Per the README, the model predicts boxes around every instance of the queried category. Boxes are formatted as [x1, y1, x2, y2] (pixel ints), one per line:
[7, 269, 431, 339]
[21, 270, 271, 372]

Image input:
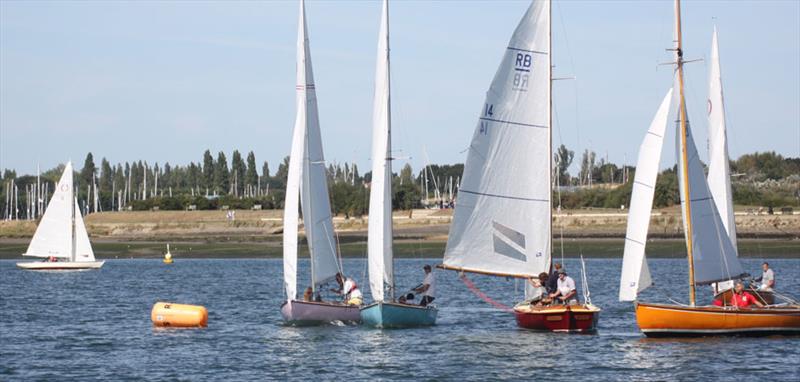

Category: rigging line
[459, 273, 514, 313]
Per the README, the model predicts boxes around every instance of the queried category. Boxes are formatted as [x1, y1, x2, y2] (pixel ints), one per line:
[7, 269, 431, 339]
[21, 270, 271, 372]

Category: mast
[548, 0, 553, 270]
[673, 0, 696, 306]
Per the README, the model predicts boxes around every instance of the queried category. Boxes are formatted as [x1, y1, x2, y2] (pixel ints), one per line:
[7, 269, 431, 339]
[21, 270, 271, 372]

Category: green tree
[202, 150, 214, 189]
[214, 151, 229, 193]
[555, 144, 574, 186]
[246, 151, 258, 189]
[80, 152, 96, 189]
[231, 150, 246, 195]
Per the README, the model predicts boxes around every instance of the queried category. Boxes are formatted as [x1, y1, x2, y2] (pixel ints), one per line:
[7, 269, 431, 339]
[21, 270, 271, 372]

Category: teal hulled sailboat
[359, 0, 438, 329]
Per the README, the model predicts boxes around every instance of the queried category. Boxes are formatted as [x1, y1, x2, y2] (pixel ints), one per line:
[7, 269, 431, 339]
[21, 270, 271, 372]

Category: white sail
[73, 199, 96, 261]
[675, 100, 747, 285]
[283, 0, 310, 302]
[443, 0, 551, 278]
[298, 0, 340, 288]
[707, 25, 738, 259]
[367, 0, 393, 302]
[24, 162, 75, 259]
[619, 89, 672, 301]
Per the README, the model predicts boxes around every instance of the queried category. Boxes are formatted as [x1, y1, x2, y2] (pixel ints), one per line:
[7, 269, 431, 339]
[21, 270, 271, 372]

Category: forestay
[619, 89, 672, 301]
[24, 162, 75, 259]
[675, 93, 747, 285]
[367, 0, 394, 302]
[443, 0, 551, 278]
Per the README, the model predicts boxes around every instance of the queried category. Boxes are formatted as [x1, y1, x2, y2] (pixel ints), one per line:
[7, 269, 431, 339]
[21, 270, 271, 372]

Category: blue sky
[1, 0, 798, 176]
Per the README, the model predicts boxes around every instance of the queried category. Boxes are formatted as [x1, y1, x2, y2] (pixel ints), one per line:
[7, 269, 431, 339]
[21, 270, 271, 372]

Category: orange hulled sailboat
[619, 0, 800, 337]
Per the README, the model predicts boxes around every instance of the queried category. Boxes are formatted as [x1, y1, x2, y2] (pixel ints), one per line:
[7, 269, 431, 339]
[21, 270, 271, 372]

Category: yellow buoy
[163, 244, 173, 264]
[151, 302, 208, 327]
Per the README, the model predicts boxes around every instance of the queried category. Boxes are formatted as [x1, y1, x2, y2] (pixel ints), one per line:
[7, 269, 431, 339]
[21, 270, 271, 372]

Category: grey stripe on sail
[625, 237, 646, 246]
[479, 117, 547, 129]
[507, 46, 548, 55]
[459, 189, 548, 203]
[634, 181, 654, 189]
[492, 221, 526, 249]
[493, 234, 527, 262]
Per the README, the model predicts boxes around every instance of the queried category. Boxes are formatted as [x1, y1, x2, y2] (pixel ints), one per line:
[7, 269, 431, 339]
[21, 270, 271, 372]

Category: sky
[1, 0, 798, 177]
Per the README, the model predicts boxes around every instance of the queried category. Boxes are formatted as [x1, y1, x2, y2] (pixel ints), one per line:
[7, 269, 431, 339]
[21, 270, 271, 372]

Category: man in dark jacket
[546, 263, 562, 294]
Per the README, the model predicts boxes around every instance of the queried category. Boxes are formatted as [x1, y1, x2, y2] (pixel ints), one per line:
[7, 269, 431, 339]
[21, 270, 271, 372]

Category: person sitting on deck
[398, 293, 415, 305]
[755, 262, 775, 291]
[730, 282, 764, 308]
[526, 272, 553, 306]
[303, 287, 314, 302]
[332, 273, 363, 306]
[546, 263, 562, 294]
[549, 269, 578, 305]
[413, 265, 436, 306]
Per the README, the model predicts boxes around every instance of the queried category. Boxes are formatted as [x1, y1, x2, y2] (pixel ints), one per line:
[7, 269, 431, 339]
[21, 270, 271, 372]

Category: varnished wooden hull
[513, 304, 600, 333]
[635, 301, 800, 337]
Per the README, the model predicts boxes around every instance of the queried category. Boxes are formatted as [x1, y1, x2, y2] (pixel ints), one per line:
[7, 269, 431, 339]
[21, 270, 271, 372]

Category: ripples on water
[1, 258, 798, 381]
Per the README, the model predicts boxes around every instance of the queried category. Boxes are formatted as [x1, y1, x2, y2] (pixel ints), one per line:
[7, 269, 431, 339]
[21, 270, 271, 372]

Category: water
[1, 257, 798, 381]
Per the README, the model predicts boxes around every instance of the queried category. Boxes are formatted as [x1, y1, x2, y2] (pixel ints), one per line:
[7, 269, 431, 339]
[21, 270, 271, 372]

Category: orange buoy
[151, 302, 208, 328]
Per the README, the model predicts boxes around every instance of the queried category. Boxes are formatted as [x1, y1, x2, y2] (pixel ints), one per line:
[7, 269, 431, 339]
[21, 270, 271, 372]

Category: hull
[636, 301, 800, 337]
[513, 303, 600, 333]
[16, 261, 105, 270]
[359, 301, 438, 329]
[280, 300, 361, 326]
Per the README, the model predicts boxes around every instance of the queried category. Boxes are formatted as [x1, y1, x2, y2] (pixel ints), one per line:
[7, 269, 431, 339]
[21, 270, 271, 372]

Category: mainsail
[23, 162, 75, 259]
[619, 89, 672, 302]
[707, 26, 738, 254]
[283, 0, 339, 301]
[367, 0, 394, 302]
[443, 0, 551, 278]
[675, 90, 747, 286]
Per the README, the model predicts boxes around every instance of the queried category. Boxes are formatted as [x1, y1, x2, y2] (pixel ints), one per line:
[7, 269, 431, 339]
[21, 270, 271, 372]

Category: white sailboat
[17, 161, 104, 270]
[280, 0, 360, 325]
[439, 0, 599, 332]
[620, 0, 800, 337]
[360, 0, 438, 328]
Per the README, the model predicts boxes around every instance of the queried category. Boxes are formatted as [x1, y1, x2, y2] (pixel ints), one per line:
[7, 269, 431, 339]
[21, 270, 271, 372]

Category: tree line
[1, 148, 798, 220]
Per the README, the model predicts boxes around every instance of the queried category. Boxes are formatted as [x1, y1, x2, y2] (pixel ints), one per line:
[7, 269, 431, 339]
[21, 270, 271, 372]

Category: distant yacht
[17, 161, 104, 270]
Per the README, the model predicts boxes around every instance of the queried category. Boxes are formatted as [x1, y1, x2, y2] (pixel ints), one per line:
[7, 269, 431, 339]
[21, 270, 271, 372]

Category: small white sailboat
[17, 161, 104, 270]
[281, 0, 360, 325]
[439, 0, 599, 332]
[360, 0, 438, 328]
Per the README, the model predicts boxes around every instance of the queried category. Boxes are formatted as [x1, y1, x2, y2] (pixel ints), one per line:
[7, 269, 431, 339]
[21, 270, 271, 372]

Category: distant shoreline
[1, 237, 797, 260]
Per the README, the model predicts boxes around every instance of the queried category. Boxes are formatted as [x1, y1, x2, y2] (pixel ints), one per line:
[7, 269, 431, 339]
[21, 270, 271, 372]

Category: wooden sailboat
[439, 0, 599, 333]
[17, 161, 104, 270]
[359, 0, 438, 329]
[280, 0, 360, 325]
[620, 0, 800, 337]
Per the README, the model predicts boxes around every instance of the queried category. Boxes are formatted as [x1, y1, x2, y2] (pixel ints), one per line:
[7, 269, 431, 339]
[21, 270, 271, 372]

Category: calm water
[1, 257, 798, 381]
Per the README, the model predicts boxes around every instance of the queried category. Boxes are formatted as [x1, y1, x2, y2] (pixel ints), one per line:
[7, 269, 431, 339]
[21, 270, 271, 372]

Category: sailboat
[439, 0, 599, 333]
[620, 0, 800, 337]
[280, 0, 360, 325]
[17, 161, 104, 270]
[359, 0, 438, 329]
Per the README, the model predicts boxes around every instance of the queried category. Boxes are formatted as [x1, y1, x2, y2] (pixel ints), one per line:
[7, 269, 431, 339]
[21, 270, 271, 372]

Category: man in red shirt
[730, 282, 765, 308]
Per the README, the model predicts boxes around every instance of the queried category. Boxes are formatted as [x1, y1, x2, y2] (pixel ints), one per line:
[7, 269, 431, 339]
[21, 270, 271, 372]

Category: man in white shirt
[413, 265, 436, 306]
[549, 269, 577, 304]
[757, 262, 775, 291]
